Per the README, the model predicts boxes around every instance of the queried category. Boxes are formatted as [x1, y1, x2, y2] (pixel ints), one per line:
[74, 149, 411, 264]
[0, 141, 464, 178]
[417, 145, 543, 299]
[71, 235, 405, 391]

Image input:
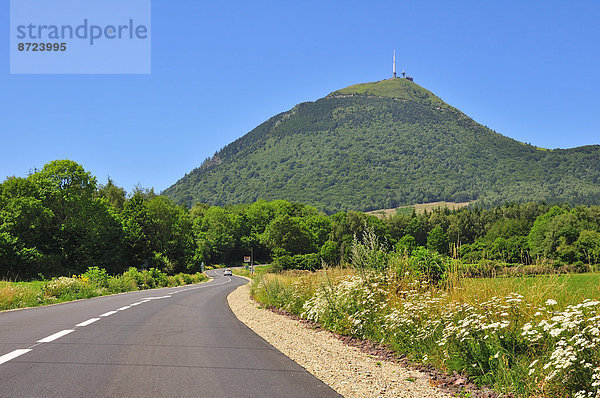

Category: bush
[272, 253, 322, 271]
[408, 246, 448, 283]
[350, 228, 388, 270]
[106, 274, 138, 292]
[81, 266, 110, 288]
[44, 276, 98, 299]
[122, 267, 143, 287]
[150, 252, 175, 274]
[178, 273, 193, 284]
[395, 235, 416, 256]
[137, 268, 169, 289]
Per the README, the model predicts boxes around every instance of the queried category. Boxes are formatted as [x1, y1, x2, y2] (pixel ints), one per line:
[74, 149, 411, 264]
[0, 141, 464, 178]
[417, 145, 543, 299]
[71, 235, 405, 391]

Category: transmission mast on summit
[393, 50, 397, 78]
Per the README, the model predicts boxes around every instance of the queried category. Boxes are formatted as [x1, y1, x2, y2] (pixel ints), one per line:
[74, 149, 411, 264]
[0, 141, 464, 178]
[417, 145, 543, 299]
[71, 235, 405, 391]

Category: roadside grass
[0, 280, 45, 310]
[233, 264, 273, 279]
[0, 267, 208, 312]
[249, 267, 600, 397]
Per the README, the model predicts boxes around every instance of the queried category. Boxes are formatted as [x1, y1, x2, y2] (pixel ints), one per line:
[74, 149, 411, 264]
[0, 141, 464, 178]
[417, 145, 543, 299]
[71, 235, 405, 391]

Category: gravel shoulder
[227, 280, 450, 398]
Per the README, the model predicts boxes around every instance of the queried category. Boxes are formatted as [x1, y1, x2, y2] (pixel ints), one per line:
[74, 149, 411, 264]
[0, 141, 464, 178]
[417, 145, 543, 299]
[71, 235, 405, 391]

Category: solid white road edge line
[37, 329, 74, 343]
[0, 349, 32, 365]
[100, 310, 118, 317]
[117, 306, 131, 311]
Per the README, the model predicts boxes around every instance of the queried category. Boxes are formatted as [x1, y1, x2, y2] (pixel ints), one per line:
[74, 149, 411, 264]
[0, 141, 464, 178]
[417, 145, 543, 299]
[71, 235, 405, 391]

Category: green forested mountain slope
[164, 78, 600, 213]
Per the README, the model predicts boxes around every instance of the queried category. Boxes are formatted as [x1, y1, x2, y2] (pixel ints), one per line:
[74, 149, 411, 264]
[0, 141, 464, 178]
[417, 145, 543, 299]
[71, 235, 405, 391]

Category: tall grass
[249, 240, 600, 397]
[0, 267, 208, 311]
[232, 264, 273, 279]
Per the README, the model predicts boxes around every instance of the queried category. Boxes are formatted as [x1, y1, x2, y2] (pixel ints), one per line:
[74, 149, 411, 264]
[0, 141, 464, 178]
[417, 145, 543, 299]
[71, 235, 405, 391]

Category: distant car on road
[223, 268, 232, 276]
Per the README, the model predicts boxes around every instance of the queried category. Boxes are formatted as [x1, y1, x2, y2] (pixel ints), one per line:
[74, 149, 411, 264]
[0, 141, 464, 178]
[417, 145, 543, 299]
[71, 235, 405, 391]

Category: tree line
[2, 160, 599, 280]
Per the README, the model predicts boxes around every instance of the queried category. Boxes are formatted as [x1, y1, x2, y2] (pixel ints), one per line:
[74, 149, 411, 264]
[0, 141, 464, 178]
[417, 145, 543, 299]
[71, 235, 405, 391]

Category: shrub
[44, 276, 97, 299]
[408, 246, 448, 283]
[81, 266, 110, 288]
[350, 228, 388, 271]
[122, 267, 143, 287]
[272, 253, 322, 271]
[179, 273, 193, 284]
[151, 252, 175, 274]
[106, 274, 138, 292]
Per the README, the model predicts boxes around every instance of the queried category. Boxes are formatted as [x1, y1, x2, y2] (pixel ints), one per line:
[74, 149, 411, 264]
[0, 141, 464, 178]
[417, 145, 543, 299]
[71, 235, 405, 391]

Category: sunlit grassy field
[461, 273, 600, 308]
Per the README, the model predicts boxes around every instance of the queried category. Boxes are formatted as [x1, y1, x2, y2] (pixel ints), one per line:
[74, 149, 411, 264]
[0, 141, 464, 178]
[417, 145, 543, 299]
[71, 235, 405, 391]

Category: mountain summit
[164, 79, 600, 213]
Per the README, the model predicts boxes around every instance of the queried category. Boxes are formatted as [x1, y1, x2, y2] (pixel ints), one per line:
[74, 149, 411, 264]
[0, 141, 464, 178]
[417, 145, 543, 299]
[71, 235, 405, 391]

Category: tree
[27, 160, 129, 275]
[484, 218, 530, 241]
[427, 225, 449, 254]
[144, 196, 195, 272]
[96, 177, 126, 211]
[122, 193, 195, 272]
[304, 214, 332, 249]
[406, 216, 428, 246]
[122, 192, 153, 267]
[395, 235, 416, 256]
[261, 215, 315, 256]
[30, 159, 97, 224]
[319, 240, 339, 265]
[194, 206, 240, 264]
[575, 230, 600, 264]
[528, 206, 569, 259]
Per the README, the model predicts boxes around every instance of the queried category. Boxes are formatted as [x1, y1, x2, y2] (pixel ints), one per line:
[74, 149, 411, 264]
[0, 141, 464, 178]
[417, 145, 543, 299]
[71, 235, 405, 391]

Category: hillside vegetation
[4, 161, 599, 279]
[164, 78, 600, 212]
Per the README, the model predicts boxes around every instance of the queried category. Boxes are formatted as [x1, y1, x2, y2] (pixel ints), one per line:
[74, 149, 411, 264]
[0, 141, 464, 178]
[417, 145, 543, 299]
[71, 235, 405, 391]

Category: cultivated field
[366, 201, 474, 218]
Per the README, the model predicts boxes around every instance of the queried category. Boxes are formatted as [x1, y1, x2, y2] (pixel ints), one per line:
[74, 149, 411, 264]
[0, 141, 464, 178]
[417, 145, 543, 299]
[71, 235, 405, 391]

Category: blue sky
[2, 0, 599, 193]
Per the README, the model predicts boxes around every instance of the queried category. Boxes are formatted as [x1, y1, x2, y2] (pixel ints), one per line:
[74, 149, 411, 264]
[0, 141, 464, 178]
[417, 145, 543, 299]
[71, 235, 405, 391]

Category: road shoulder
[227, 281, 449, 398]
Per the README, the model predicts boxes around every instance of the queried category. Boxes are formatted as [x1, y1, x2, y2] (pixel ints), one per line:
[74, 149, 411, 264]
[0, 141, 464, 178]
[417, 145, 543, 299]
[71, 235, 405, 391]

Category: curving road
[0, 270, 340, 397]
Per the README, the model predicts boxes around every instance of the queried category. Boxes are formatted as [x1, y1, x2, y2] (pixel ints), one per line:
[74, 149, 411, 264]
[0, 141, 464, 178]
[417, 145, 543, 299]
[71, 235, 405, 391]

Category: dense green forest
[0, 160, 195, 280]
[188, 198, 600, 272]
[2, 160, 598, 280]
[164, 78, 600, 213]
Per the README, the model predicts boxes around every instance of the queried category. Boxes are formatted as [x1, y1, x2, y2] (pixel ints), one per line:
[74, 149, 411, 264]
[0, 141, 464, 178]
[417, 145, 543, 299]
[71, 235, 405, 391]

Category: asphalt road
[0, 270, 340, 397]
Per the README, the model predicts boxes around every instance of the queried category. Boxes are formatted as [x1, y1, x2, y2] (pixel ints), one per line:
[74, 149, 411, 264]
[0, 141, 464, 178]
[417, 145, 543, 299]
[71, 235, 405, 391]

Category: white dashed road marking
[0, 276, 232, 365]
[100, 310, 118, 317]
[37, 329, 74, 343]
[0, 349, 32, 365]
[75, 318, 100, 327]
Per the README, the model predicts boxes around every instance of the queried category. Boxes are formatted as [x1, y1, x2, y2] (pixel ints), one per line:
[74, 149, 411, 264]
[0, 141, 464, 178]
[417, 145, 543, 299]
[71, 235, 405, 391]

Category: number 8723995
[18, 43, 67, 51]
